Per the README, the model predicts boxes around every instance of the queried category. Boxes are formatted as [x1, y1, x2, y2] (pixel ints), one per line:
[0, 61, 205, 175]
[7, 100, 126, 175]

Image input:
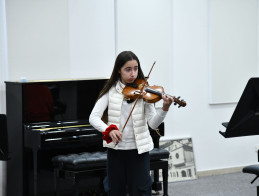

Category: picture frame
[159, 138, 197, 182]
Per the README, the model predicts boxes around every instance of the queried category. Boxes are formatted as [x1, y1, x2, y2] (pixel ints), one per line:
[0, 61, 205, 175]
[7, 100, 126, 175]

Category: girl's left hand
[162, 94, 174, 111]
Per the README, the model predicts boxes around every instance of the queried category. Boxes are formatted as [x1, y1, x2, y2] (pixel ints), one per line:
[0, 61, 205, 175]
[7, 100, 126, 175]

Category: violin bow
[120, 61, 156, 134]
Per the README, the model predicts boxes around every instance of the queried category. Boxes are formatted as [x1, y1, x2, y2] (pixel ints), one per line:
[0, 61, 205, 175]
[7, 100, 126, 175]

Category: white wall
[6, 0, 70, 81]
[68, 0, 115, 78]
[209, 0, 258, 104]
[1, 0, 259, 195]
[170, 0, 259, 172]
[116, 0, 172, 91]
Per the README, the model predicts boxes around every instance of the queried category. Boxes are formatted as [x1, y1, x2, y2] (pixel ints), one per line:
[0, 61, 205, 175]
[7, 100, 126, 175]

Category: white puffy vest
[103, 82, 154, 154]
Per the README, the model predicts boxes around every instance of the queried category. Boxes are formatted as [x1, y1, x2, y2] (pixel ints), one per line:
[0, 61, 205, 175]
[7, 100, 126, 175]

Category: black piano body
[5, 79, 165, 196]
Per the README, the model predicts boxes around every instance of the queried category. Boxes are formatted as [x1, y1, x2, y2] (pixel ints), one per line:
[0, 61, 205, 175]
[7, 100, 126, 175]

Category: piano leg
[72, 174, 79, 196]
[54, 168, 60, 196]
[33, 149, 38, 196]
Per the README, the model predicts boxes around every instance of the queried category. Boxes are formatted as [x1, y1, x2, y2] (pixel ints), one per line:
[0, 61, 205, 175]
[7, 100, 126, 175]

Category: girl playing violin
[89, 51, 174, 196]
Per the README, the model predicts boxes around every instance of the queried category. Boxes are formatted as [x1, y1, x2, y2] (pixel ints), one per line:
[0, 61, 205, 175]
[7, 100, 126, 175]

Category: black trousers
[106, 148, 152, 196]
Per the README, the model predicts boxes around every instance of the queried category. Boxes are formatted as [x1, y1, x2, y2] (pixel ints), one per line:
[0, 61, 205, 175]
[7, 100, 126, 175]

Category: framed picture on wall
[159, 138, 197, 182]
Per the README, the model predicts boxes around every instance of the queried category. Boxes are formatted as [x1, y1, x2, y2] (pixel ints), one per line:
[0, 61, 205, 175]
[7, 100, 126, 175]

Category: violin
[114, 61, 186, 145]
[122, 78, 186, 107]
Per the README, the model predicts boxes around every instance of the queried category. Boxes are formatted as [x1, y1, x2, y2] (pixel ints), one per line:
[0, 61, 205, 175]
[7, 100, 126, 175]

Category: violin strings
[145, 87, 185, 105]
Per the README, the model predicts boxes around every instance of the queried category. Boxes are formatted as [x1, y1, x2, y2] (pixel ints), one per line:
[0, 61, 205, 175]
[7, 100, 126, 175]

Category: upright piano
[5, 78, 165, 196]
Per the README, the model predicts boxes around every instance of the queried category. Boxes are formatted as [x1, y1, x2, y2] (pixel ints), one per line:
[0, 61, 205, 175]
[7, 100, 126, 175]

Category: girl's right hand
[109, 130, 122, 144]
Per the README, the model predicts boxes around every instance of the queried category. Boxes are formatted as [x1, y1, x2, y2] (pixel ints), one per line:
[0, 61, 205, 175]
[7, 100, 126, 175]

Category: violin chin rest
[126, 99, 135, 104]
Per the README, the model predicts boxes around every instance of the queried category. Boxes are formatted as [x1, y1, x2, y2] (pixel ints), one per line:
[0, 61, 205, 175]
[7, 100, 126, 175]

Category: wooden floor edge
[197, 166, 244, 177]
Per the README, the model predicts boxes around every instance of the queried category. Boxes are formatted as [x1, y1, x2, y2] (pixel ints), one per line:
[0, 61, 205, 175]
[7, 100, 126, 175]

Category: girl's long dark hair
[97, 51, 145, 100]
[97, 51, 145, 123]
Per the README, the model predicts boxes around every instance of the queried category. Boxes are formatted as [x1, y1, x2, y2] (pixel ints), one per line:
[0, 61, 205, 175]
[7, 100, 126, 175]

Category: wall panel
[209, 0, 258, 104]
[68, 0, 115, 78]
[6, 0, 70, 81]
[116, 0, 172, 95]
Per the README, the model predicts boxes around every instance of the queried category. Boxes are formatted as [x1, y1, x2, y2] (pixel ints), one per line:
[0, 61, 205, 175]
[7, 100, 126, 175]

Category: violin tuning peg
[178, 105, 181, 108]
[177, 96, 181, 99]
[174, 102, 177, 105]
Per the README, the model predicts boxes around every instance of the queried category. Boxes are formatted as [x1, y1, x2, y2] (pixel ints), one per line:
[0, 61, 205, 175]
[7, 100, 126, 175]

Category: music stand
[220, 78, 259, 196]
[220, 78, 259, 138]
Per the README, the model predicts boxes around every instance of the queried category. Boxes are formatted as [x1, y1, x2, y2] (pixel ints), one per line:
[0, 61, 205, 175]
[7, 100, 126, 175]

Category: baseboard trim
[197, 166, 244, 177]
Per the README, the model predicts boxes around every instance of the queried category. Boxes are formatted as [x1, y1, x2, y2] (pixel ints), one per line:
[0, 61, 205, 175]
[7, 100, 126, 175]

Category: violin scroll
[173, 96, 186, 108]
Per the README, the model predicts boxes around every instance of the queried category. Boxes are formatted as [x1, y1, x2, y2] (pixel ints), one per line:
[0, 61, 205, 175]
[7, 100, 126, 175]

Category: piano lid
[220, 78, 259, 138]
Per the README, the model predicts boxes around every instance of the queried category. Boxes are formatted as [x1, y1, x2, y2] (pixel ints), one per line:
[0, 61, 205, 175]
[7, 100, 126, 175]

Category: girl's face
[119, 60, 138, 84]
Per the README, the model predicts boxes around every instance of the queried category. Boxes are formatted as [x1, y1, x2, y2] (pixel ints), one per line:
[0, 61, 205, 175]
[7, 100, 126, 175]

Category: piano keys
[24, 120, 102, 150]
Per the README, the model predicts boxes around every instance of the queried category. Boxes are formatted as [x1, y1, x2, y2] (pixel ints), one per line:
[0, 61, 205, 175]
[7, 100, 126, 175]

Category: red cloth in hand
[102, 124, 119, 144]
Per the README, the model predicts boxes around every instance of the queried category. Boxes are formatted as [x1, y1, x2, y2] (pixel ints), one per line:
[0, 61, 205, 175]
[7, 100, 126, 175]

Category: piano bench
[243, 164, 259, 196]
[52, 148, 169, 196]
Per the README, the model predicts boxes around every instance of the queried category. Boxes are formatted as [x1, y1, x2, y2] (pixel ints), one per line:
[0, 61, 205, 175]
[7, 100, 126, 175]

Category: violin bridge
[139, 84, 144, 90]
